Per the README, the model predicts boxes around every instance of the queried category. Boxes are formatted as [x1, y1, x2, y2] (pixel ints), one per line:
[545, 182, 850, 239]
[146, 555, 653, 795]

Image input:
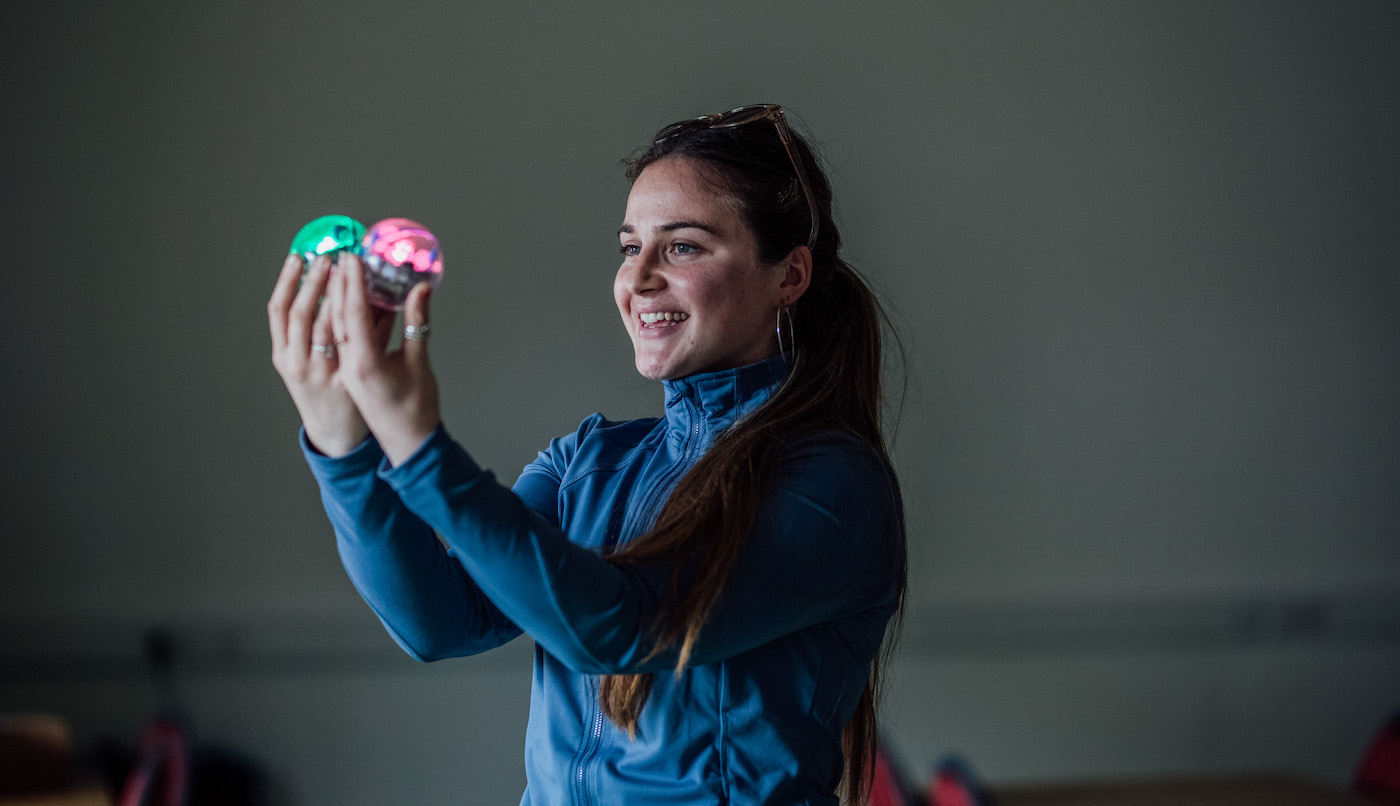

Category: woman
[268, 105, 907, 805]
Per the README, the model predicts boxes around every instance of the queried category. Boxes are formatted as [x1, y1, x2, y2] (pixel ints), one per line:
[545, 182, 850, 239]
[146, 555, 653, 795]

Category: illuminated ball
[360, 218, 444, 311]
[290, 215, 366, 263]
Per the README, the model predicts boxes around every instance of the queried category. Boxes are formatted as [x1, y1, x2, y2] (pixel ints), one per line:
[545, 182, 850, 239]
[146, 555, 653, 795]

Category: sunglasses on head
[655, 104, 819, 251]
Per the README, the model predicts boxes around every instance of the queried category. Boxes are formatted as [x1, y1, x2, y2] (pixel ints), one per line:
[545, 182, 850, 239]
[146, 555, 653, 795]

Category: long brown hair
[601, 110, 908, 804]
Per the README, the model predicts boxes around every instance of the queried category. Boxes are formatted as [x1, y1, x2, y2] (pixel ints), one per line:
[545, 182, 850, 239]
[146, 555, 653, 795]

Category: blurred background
[2, 1, 1397, 803]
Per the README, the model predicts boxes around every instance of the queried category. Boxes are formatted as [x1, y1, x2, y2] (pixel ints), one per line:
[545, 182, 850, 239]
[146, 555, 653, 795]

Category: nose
[620, 248, 665, 295]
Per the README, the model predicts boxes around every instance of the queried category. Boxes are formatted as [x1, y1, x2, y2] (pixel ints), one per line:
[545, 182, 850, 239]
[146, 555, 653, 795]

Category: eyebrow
[617, 221, 719, 237]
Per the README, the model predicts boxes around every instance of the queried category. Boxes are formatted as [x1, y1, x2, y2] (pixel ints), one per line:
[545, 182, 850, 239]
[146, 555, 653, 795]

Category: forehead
[623, 158, 742, 228]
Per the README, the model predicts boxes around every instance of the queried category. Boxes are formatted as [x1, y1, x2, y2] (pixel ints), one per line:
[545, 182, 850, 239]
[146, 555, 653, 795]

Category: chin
[634, 358, 667, 381]
[635, 356, 684, 381]
[637, 367, 680, 381]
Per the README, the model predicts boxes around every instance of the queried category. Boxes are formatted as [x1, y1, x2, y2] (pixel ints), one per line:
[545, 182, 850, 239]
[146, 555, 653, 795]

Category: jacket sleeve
[301, 430, 523, 661]
[379, 425, 902, 675]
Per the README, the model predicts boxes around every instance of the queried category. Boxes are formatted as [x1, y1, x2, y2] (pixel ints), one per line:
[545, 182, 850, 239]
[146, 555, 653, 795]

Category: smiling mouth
[639, 312, 689, 326]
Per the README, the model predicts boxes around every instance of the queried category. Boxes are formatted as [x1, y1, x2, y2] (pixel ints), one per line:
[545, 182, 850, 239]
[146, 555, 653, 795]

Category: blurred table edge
[0, 784, 111, 806]
[989, 773, 1371, 806]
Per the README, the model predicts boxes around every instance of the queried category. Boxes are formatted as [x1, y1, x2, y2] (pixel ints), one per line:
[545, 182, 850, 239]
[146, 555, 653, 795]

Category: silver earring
[775, 306, 795, 355]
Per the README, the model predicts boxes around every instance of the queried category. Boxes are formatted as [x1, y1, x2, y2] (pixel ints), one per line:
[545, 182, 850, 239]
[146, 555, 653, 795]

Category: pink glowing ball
[359, 218, 444, 311]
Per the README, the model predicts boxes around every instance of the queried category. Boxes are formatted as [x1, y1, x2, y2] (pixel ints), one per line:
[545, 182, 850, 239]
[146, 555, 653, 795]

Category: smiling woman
[268, 104, 906, 805]
[615, 157, 811, 380]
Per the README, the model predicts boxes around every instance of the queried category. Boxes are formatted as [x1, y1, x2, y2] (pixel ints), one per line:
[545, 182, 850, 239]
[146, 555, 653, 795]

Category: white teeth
[640, 312, 688, 324]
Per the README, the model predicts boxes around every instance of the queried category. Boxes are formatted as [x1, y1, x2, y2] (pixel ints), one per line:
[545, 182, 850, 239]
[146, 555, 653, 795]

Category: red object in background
[866, 744, 994, 806]
[926, 757, 991, 806]
[1355, 712, 1400, 805]
[118, 719, 189, 806]
[931, 774, 972, 806]
[929, 770, 979, 806]
[869, 744, 911, 806]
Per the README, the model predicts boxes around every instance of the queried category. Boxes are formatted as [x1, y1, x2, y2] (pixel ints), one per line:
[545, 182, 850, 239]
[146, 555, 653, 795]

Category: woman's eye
[619, 244, 640, 257]
[672, 243, 695, 255]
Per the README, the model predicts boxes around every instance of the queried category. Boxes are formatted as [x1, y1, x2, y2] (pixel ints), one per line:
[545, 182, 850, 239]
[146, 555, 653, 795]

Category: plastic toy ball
[359, 218, 444, 311]
[289, 215, 366, 263]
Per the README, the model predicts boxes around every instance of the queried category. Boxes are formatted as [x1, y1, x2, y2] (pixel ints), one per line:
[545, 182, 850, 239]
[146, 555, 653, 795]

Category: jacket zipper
[575, 675, 605, 806]
[575, 395, 703, 803]
[621, 395, 702, 543]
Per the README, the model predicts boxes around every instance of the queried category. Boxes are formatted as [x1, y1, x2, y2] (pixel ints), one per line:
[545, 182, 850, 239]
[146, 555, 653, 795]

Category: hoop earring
[775, 306, 795, 356]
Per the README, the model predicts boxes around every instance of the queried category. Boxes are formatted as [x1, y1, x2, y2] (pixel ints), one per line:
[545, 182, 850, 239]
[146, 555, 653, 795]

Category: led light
[289, 215, 366, 263]
[360, 218, 444, 311]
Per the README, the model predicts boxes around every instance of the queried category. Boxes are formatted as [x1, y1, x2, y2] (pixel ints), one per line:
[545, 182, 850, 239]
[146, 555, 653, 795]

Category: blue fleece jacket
[302, 356, 902, 805]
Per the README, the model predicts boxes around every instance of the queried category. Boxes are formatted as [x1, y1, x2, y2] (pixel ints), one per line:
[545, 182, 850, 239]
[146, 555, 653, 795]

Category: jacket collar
[660, 354, 790, 446]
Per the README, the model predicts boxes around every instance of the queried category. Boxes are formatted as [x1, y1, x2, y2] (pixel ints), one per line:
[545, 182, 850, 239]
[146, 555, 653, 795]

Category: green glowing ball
[289, 215, 366, 263]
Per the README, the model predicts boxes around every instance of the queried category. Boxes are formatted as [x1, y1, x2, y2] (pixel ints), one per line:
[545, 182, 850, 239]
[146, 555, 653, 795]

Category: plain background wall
[2, 1, 1397, 803]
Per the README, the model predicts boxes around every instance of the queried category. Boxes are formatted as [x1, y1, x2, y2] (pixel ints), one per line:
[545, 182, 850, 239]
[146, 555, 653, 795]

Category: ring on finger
[312, 343, 337, 358]
[404, 324, 431, 341]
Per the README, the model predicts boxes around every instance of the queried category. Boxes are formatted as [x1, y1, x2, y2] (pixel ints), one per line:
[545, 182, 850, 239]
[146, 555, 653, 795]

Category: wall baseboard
[2, 594, 1397, 679]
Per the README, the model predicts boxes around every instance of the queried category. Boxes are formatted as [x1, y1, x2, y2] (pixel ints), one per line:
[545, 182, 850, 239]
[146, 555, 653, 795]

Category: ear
[775, 245, 813, 307]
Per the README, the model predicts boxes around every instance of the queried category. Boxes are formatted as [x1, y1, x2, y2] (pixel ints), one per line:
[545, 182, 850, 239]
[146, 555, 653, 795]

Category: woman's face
[615, 158, 792, 381]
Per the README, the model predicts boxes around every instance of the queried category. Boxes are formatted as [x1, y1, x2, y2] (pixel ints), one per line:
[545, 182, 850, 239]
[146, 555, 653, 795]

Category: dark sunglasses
[655, 104, 819, 251]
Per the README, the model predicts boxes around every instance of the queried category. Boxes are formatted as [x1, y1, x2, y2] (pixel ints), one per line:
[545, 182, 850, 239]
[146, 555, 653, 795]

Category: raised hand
[330, 252, 441, 466]
[267, 254, 371, 457]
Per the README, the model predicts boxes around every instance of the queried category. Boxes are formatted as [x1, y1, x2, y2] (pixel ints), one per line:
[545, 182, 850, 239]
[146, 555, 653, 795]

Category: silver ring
[311, 343, 337, 358]
[403, 323, 431, 341]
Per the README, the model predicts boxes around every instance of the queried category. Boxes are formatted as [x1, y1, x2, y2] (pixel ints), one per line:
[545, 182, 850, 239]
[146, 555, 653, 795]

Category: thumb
[401, 282, 433, 364]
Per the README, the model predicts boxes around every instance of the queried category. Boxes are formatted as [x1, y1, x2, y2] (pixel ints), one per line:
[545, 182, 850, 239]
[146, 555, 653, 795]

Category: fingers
[326, 254, 348, 348]
[309, 287, 337, 372]
[372, 308, 396, 352]
[338, 252, 375, 355]
[268, 253, 304, 353]
[401, 282, 433, 366]
[281, 256, 332, 373]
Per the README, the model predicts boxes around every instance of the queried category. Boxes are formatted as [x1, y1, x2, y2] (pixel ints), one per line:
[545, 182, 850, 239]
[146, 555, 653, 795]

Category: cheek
[612, 270, 629, 318]
[700, 281, 756, 325]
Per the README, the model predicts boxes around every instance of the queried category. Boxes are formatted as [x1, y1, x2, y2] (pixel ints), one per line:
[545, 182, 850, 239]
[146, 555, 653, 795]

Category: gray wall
[3, 1, 1397, 803]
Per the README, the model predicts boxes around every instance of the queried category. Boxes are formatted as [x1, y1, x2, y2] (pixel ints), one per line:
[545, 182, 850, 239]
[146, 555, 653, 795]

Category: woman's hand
[268, 254, 371, 457]
[330, 253, 441, 466]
